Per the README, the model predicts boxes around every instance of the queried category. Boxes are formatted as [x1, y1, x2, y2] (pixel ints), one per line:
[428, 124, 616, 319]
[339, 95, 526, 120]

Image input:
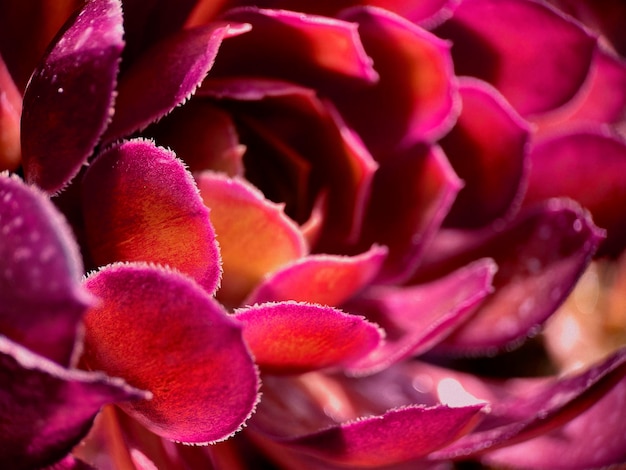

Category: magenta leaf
[346, 258, 496, 375]
[245, 245, 387, 306]
[437, 0, 596, 116]
[209, 7, 378, 93]
[0, 336, 147, 469]
[103, 22, 250, 143]
[21, 0, 124, 193]
[441, 78, 530, 227]
[419, 199, 604, 354]
[523, 129, 626, 255]
[432, 347, 626, 460]
[335, 6, 459, 158]
[0, 173, 93, 366]
[234, 301, 383, 373]
[82, 262, 260, 444]
[81, 139, 221, 294]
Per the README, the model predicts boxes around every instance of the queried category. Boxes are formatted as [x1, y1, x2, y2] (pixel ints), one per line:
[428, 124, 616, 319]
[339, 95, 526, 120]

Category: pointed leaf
[0, 336, 146, 469]
[82, 263, 260, 444]
[82, 139, 221, 294]
[0, 173, 93, 365]
[235, 301, 382, 373]
[21, 0, 124, 192]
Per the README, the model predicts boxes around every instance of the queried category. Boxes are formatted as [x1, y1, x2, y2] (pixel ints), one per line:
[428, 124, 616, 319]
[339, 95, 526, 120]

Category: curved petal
[523, 129, 626, 255]
[82, 139, 221, 294]
[245, 245, 387, 306]
[195, 171, 307, 307]
[482, 374, 626, 469]
[21, 0, 124, 193]
[437, 0, 596, 116]
[0, 173, 92, 366]
[82, 263, 260, 444]
[422, 200, 605, 354]
[234, 301, 382, 373]
[335, 6, 459, 157]
[0, 336, 146, 469]
[103, 22, 250, 143]
[46, 455, 95, 470]
[0, 54, 22, 170]
[346, 258, 496, 375]
[360, 144, 462, 283]
[282, 405, 484, 467]
[441, 78, 530, 227]
[210, 7, 378, 91]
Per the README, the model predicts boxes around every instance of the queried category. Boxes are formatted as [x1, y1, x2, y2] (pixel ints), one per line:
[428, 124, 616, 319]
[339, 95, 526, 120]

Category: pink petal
[82, 263, 260, 444]
[81, 139, 221, 294]
[234, 301, 382, 373]
[210, 7, 378, 91]
[195, 171, 306, 307]
[432, 347, 626, 459]
[0, 336, 146, 469]
[482, 373, 626, 469]
[523, 129, 626, 255]
[335, 6, 459, 157]
[45, 455, 95, 470]
[422, 200, 604, 354]
[360, 144, 462, 283]
[437, 0, 596, 116]
[200, 78, 378, 250]
[21, 0, 124, 193]
[284, 405, 484, 467]
[346, 258, 496, 375]
[0, 173, 93, 366]
[0, 54, 22, 170]
[441, 78, 530, 227]
[103, 22, 250, 143]
[146, 100, 245, 176]
[245, 245, 387, 306]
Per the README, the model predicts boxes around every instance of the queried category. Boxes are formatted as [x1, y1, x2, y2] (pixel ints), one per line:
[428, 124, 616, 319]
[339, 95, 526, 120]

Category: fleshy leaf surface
[82, 263, 260, 444]
[21, 0, 124, 192]
[523, 129, 626, 255]
[334, 6, 459, 157]
[103, 22, 250, 142]
[245, 245, 387, 306]
[346, 258, 496, 375]
[0, 336, 146, 469]
[234, 301, 382, 373]
[283, 405, 484, 467]
[82, 140, 221, 294]
[437, 0, 596, 116]
[196, 171, 307, 307]
[441, 78, 530, 227]
[417, 199, 604, 354]
[0, 173, 92, 366]
[360, 144, 462, 283]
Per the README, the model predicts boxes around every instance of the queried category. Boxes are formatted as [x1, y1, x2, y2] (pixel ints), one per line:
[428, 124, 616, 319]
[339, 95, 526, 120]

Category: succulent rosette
[1, 0, 626, 468]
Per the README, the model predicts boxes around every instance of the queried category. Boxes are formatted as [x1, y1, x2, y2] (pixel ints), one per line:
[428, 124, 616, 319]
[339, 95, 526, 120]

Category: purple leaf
[0, 173, 93, 366]
[0, 335, 147, 469]
[21, 0, 124, 192]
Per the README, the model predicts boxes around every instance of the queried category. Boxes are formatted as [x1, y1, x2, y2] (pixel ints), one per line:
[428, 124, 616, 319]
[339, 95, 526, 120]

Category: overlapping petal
[82, 263, 260, 444]
[245, 245, 387, 306]
[82, 139, 221, 293]
[196, 171, 306, 307]
[0, 173, 92, 366]
[235, 301, 382, 373]
[441, 78, 530, 227]
[346, 258, 496, 375]
[103, 22, 250, 143]
[21, 0, 124, 192]
[419, 199, 604, 354]
[0, 336, 146, 469]
[523, 129, 626, 255]
[334, 6, 459, 157]
[437, 0, 596, 116]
